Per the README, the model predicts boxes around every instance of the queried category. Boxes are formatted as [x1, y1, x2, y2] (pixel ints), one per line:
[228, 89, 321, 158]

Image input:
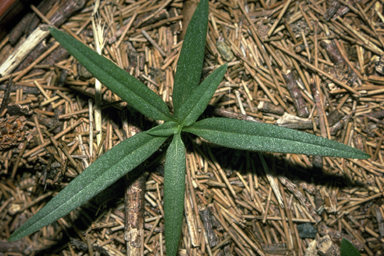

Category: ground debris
[0, 0, 383, 255]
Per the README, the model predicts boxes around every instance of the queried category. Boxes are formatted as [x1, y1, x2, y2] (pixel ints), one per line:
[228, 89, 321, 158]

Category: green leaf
[49, 27, 174, 122]
[341, 238, 361, 256]
[164, 133, 186, 256]
[178, 64, 227, 126]
[173, 0, 208, 117]
[9, 133, 167, 241]
[147, 121, 178, 137]
[183, 118, 370, 159]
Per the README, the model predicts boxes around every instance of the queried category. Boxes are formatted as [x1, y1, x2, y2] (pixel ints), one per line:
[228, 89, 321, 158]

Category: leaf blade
[183, 118, 370, 159]
[147, 121, 178, 137]
[9, 133, 167, 241]
[49, 27, 173, 121]
[178, 64, 227, 126]
[341, 238, 361, 256]
[164, 133, 186, 256]
[173, 0, 208, 117]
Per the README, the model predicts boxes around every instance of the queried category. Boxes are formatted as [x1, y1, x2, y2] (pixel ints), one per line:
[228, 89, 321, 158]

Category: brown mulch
[0, 0, 384, 255]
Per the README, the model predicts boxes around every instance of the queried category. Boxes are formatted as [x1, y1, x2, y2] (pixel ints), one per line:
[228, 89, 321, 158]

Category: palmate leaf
[49, 28, 174, 122]
[183, 118, 370, 159]
[8, 133, 168, 241]
[163, 133, 186, 256]
[172, 0, 208, 117]
[178, 64, 228, 126]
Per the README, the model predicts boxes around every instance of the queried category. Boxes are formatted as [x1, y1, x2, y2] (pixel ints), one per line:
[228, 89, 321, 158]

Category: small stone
[77, 63, 93, 79]
[297, 223, 317, 238]
[216, 37, 234, 61]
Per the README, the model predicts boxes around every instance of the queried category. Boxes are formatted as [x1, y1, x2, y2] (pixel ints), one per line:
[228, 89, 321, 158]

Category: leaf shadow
[197, 140, 367, 192]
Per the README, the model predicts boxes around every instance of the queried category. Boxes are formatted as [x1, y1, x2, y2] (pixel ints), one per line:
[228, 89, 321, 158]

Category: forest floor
[0, 0, 383, 255]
